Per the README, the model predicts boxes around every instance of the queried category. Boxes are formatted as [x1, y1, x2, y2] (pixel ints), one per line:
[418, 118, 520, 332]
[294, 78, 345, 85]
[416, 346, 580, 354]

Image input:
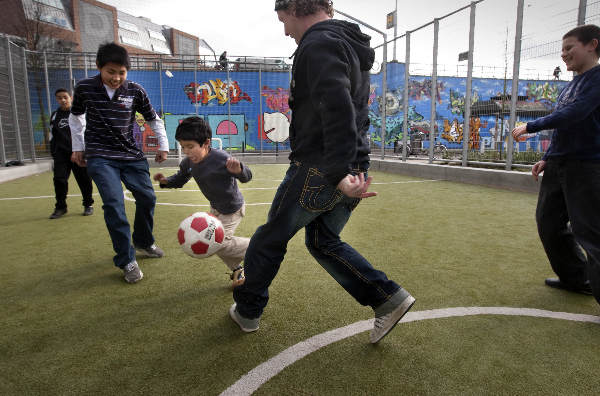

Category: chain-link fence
[0, 0, 596, 169]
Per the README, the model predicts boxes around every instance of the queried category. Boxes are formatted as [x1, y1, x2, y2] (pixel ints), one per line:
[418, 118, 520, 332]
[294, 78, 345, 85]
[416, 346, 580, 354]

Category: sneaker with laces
[370, 289, 415, 344]
[123, 261, 143, 283]
[49, 208, 67, 219]
[135, 243, 164, 258]
[83, 206, 94, 216]
[229, 303, 259, 332]
[230, 265, 246, 288]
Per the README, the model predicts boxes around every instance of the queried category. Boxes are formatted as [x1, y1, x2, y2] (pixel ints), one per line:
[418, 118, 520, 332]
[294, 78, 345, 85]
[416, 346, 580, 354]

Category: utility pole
[393, 0, 398, 61]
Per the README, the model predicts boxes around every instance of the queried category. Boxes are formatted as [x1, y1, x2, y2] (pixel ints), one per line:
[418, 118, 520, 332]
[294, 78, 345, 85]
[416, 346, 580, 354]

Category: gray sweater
[161, 149, 252, 214]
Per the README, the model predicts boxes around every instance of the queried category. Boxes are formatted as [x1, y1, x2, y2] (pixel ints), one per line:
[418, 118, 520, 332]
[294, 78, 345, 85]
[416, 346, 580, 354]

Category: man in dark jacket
[230, 0, 415, 343]
[49, 88, 94, 219]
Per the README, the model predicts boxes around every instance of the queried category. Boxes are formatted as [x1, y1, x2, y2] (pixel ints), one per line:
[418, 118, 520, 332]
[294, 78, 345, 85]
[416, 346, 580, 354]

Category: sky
[98, 0, 591, 79]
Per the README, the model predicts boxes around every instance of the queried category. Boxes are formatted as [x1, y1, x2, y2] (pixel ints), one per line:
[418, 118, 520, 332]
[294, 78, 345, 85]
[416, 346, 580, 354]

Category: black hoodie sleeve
[304, 39, 357, 186]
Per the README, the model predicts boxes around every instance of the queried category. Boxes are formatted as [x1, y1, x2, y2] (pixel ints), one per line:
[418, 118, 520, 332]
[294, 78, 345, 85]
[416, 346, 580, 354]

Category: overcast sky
[98, 0, 589, 77]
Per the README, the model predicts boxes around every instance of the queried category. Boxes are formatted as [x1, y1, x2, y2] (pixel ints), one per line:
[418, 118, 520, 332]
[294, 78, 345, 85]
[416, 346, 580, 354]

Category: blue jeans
[86, 157, 156, 269]
[536, 158, 600, 304]
[233, 162, 401, 318]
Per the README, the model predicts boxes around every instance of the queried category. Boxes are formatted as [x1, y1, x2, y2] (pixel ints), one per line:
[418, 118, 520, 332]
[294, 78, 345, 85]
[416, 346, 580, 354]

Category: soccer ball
[177, 212, 225, 258]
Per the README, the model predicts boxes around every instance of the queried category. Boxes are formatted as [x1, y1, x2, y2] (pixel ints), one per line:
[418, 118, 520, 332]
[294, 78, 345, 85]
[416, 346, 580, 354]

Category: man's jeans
[536, 158, 600, 304]
[233, 162, 401, 319]
[86, 157, 156, 269]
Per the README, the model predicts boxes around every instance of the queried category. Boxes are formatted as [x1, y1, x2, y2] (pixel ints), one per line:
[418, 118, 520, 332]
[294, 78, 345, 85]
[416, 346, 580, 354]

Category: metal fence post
[6, 37, 24, 162]
[84, 52, 88, 78]
[381, 33, 387, 160]
[226, 61, 231, 151]
[22, 47, 36, 162]
[259, 64, 263, 157]
[429, 18, 439, 163]
[578, 0, 587, 25]
[43, 52, 51, 119]
[0, 112, 5, 165]
[402, 31, 410, 162]
[506, 0, 524, 170]
[68, 54, 73, 93]
[194, 55, 198, 115]
[158, 56, 164, 116]
[462, 2, 476, 167]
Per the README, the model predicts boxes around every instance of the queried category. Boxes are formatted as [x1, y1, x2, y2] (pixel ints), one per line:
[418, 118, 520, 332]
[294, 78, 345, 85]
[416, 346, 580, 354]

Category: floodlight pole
[393, 0, 398, 61]
[506, 0, 524, 170]
[334, 9, 387, 159]
[578, 0, 587, 25]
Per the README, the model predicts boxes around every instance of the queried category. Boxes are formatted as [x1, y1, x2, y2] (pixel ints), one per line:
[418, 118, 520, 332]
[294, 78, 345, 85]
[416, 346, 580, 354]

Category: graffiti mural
[183, 79, 252, 105]
[260, 85, 291, 143]
[133, 112, 159, 152]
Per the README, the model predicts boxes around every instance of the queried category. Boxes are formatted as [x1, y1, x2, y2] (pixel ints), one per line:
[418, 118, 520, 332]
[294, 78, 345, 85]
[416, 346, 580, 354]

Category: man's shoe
[83, 206, 94, 216]
[123, 261, 143, 283]
[49, 208, 67, 219]
[229, 303, 259, 332]
[370, 289, 415, 344]
[230, 265, 246, 288]
[135, 243, 164, 258]
[545, 278, 593, 295]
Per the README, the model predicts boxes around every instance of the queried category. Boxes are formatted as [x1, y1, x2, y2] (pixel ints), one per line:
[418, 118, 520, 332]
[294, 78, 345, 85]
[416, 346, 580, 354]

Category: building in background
[0, 0, 203, 56]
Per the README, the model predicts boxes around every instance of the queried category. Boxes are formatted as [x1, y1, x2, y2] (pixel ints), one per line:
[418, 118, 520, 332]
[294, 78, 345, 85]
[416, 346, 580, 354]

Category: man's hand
[155, 150, 168, 163]
[511, 124, 527, 140]
[226, 157, 242, 175]
[532, 160, 546, 181]
[71, 151, 86, 167]
[336, 173, 377, 199]
[153, 173, 167, 185]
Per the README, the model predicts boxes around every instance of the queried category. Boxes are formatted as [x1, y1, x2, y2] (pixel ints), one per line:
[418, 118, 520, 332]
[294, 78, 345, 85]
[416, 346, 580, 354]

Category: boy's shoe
[83, 206, 94, 216]
[370, 289, 415, 344]
[49, 208, 67, 219]
[123, 261, 143, 283]
[135, 243, 164, 258]
[545, 278, 593, 295]
[230, 265, 246, 288]
[229, 303, 259, 333]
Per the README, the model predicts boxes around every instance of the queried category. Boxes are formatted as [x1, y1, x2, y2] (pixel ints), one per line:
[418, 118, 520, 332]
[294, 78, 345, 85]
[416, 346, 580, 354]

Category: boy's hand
[153, 173, 167, 185]
[155, 150, 168, 163]
[532, 160, 546, 181]
[71, 151, 86, 167]
[337, 173, 377, 199]
[226, 157, 242, 175]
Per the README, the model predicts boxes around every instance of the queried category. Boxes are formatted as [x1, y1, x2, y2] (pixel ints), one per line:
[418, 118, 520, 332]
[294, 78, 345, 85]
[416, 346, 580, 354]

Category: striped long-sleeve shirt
[70, 74, 167, 160]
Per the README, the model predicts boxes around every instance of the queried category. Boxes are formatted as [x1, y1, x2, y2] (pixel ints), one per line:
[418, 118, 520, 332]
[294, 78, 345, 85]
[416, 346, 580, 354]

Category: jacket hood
[301, 19, 374, 71]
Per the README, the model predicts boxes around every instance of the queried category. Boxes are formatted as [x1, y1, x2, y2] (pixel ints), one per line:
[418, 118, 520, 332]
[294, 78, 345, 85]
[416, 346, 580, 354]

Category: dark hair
[96, 42, 131, 70]
[175, 116, 212, 145]
[54, 88, 70, 96]
[563, 24, 600, 56]
[275, 0, 334, 18]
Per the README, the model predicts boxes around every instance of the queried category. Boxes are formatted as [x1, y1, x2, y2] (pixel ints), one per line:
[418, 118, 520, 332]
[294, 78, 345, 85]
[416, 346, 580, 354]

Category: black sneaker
[49, 208, 67, 219]
[545, 278, 593, 295]
[83, 206, 94, 216]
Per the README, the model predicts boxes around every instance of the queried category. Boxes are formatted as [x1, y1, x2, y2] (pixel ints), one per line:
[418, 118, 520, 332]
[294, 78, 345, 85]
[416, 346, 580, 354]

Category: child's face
[55, 92, 71, 111]
[179, 139, 211, 164]
[561, 36, 599, 74]
[98, 62, 128, 89]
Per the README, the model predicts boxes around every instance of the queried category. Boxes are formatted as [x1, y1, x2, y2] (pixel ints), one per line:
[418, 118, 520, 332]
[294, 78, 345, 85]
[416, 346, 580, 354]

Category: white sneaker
[229, 303, 259, 332]
[123, 261, 144, 284]
[370, 291, 415, 344]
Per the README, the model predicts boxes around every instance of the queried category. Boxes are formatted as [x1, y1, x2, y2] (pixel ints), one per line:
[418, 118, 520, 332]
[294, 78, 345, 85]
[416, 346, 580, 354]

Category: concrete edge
[0, 160, 53, 183]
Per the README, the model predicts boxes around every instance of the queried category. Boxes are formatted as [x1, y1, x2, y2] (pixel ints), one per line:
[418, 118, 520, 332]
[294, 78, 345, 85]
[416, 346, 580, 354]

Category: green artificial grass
[1, 164, 598, 395]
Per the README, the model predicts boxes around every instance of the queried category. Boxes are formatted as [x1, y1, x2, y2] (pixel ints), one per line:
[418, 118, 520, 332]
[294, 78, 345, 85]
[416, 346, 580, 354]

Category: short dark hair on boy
[54, 88, 69, 96]
[96, 42, 131, 70]
[274, 0, 334, 18]
[564, 24, 600, 56]
[175, 116, 212, 145]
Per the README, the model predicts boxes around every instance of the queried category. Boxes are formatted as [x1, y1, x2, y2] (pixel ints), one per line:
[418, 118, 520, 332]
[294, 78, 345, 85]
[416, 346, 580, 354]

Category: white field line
[0, 180, 441, 203]
[220, 307, 600, 396]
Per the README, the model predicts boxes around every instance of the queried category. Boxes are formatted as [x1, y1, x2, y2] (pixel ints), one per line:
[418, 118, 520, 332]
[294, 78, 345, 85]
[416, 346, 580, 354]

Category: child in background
[153, 116, 251, 286]
[70, 42, 169, 284]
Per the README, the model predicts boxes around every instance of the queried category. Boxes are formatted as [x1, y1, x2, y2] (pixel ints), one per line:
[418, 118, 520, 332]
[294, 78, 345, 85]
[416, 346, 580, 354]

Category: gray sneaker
[123, 261, 144, 283]
[135, 243, 164, 258]
[370, 289, 415, 344]
[229, 303, 259, 332]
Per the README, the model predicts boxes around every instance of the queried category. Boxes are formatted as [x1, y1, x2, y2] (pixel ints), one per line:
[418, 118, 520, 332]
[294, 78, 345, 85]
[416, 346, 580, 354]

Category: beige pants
[209, 205, 250, 270]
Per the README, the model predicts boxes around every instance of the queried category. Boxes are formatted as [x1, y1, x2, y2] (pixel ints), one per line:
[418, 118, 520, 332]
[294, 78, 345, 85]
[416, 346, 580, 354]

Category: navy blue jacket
[527, 64, 600, 161]
[288, 19, 374, 185]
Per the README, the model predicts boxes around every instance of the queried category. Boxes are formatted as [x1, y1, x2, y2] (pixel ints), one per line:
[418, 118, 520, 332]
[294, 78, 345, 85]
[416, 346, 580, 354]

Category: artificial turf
[1, 164, 598, 395]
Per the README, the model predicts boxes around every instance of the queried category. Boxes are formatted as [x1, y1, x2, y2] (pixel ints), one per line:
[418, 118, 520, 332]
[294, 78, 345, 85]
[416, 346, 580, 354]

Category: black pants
[53, 153, 94, 210]
[536, 158, 600, 304]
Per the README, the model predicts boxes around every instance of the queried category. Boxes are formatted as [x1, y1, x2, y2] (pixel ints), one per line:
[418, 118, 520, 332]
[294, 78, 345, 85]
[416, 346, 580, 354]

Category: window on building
[120, 35, 142, 48]
[118, 19, 139, 33]
[148, 29, 166, 42]
[34, 0, 64, 10]
[151, 43, 171, 55]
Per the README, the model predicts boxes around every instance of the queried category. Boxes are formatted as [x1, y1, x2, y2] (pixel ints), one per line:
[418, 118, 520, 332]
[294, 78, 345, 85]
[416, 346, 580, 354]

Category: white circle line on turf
[219, 307, 600, 396]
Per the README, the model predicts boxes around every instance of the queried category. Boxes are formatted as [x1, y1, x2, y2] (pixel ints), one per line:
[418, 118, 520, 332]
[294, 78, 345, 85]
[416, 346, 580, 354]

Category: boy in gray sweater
[154, 117, 252, 286]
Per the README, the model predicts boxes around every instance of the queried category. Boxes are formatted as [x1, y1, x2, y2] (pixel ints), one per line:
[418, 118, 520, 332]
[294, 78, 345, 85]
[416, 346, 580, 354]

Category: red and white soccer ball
[177, 212, 225, 258]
